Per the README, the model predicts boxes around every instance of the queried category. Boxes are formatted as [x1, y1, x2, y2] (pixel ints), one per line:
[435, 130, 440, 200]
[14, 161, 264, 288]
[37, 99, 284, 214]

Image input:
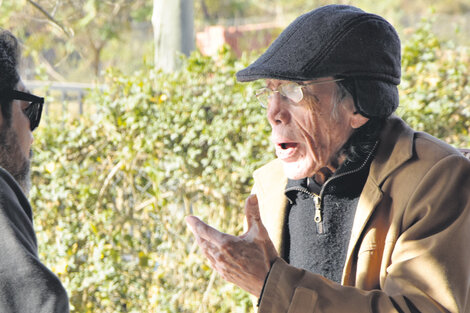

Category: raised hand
[186, 194, 279, 297]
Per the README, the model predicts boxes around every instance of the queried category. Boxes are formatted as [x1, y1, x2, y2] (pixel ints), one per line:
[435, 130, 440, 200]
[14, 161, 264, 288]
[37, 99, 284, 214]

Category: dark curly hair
[0, 29, 21, 126]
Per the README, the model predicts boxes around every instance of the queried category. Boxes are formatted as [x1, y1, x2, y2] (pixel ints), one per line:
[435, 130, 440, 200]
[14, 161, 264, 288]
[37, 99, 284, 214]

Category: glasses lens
[256, 88, 271, 108]
[24, 102, 42, 131]
[280, 83, 303, 103]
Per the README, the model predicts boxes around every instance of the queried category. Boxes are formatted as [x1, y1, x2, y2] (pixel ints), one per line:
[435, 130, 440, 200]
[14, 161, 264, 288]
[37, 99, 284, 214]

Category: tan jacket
[252, 117, 470, 313]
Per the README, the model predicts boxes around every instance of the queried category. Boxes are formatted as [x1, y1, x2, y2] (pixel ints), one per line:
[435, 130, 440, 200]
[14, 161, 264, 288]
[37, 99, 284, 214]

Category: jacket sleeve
[258, 154, 470, 313]
[0, 169, 70, 313]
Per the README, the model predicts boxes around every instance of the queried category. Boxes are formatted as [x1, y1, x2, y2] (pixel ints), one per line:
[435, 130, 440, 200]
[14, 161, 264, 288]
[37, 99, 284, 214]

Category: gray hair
[330, 81, 354, 120]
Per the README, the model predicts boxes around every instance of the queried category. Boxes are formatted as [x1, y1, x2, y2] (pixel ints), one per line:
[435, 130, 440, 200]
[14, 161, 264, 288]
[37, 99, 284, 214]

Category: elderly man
[186, 5, 470, 313]
[0, 29, 69, 312]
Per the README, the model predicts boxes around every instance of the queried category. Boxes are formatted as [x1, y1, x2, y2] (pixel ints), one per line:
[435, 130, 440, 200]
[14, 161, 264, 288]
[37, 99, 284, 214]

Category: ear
[350, 112, 369, 129]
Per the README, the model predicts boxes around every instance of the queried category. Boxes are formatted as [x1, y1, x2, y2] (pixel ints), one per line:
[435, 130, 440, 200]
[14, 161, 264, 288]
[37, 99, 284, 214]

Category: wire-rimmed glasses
[255, 78, 344, 108]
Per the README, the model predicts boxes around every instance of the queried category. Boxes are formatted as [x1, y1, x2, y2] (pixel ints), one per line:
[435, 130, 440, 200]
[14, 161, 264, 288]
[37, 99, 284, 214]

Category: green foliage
[398, 18, 470, 147]
[31, 47, 272, 312]
[2, 0, 153, 81]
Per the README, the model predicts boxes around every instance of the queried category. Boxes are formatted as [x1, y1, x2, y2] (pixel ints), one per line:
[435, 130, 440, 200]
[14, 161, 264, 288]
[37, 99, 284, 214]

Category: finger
[185, 215, 200, 234]
[245, 194, 261, 231]
[196, 236, 242, 277]
[185, 215, 229, 245]
[196, 236, 219, 266]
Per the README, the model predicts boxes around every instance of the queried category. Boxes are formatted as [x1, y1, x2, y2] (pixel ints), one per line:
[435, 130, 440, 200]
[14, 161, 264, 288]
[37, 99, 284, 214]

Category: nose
[266, 94, 290, 126]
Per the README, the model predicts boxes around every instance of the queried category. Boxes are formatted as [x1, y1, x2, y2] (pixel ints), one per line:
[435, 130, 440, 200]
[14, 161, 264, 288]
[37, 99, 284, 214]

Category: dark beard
[0, 123, 31, 195]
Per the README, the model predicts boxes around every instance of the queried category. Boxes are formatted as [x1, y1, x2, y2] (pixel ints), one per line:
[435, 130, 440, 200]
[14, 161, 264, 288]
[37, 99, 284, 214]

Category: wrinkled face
[0, 80, 34, 194]
[265, 77, 367, 180]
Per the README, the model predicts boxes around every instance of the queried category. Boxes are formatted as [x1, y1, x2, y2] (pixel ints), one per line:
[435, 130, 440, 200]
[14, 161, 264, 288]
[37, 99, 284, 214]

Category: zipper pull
[313, 196, 324, 234]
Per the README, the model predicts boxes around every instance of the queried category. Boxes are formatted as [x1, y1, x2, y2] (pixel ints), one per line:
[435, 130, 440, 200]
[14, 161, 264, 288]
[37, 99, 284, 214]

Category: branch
[37, 53, 67, 82]
[97, 159, 125, 207]
[200, 0, 212, 22]
[27, 0, 73, 37]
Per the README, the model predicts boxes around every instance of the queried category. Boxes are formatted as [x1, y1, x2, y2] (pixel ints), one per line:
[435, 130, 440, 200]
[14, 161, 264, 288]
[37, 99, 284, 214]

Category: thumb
[244, 195, 279, 260]
[245, 194, 261, 231]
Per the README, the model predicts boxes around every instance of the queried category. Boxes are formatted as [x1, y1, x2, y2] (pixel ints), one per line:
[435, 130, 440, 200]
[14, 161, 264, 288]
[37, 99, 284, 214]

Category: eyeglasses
[255, 78, 344, 108]
[1, 90, 44, 131]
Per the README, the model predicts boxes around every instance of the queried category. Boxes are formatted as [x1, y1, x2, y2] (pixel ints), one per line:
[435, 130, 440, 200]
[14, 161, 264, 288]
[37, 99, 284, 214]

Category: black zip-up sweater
[284, 142, 377, 283]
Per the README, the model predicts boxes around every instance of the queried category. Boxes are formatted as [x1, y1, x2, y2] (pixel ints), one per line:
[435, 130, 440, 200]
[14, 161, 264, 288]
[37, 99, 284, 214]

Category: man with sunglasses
[187, 5, 470, 313]
[0, 30, 69, 312]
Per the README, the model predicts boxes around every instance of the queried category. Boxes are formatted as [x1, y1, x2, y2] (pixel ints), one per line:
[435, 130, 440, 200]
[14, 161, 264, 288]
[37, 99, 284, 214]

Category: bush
[398, 18, 470, 147]
[31, 47, 272, 312]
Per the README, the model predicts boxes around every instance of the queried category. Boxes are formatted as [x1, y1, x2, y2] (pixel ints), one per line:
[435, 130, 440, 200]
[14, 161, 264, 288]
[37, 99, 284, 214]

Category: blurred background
[1, 0, 469, 312]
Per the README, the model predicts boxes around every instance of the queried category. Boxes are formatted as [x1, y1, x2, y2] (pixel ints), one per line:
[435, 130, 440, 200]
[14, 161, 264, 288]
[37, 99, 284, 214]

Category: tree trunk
[152, 0, 194, 72]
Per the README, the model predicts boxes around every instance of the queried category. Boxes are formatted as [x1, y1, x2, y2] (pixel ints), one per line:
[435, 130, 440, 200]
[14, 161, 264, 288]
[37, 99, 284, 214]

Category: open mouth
[275, 141, 299, 161]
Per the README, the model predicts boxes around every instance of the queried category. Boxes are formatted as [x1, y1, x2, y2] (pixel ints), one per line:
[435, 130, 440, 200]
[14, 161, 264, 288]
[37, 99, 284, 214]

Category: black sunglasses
[1, 90, 44, 131]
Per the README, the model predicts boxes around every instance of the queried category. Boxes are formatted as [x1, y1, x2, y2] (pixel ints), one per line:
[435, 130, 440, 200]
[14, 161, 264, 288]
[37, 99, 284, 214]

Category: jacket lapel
[253, 159, 289, 258]
[342, 116, 415, 284]
[342, 180, 383, 284]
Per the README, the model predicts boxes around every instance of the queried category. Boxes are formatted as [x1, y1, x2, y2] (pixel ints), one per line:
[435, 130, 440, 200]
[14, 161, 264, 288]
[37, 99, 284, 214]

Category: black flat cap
[236, 5, 401, 117]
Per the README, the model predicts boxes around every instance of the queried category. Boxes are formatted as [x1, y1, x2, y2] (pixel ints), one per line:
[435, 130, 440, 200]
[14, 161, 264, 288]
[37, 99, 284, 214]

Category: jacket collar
[369, 116, 414, 187]
[342, 116, 415, 284]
